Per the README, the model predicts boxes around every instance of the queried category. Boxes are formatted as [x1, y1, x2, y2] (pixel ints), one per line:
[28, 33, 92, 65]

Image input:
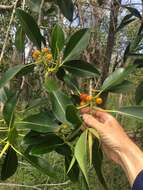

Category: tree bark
[100, 0, 121, 107]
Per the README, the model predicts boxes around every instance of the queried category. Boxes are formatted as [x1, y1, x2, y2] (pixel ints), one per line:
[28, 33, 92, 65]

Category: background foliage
[0, 0, 143, 190]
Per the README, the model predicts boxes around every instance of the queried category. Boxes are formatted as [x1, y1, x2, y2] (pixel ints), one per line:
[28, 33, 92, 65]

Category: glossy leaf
[88, 132, 93, 167]
[29, 134, 64, 155]
[117, 14, 136, 32]
[101, 65, 136, 92]
[22, 131, 49, 145]
[1, 147, 18, 181]
[108, 80, 134, 93]
[51, 24, 65, 60]
[55, 0, 74, 21]
[44, 78, 59, 92]
[3, 93, 17, 127]
[15, 27, 25, 52]
[63, 29, 91, 62]
[63, 60, 100, 78]
[74, 130, 89, 186]
[50, 90, 72, 123]
[92, 140, 108, 190]
[135, 81, 143, 104]
[16, 9, 44, 49]
[15, 112, 60, 133]
[125, 6, 142, 19]
[64, 74, 79, 93]
[23, 98, 48, 112]
[0, 64, 28, 89]
[66, 105, 82, 128]
[24, 148, 58, 178]
[116, 106, 143, 121]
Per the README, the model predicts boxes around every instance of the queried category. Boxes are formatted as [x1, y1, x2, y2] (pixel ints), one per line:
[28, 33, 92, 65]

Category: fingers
[82, 114, 103, 132]
[81, 107, 114, 123]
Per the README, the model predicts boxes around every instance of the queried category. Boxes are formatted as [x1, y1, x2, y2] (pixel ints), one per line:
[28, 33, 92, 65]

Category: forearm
[117, 140, 143, 186]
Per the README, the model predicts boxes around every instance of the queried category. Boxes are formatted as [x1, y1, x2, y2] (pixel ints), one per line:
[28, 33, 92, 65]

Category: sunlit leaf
[63, 29, 91, 62]
[50, 90, 72, 123]
[116, 106, 143, 121]
[15, 112, 60, 133]
[15, 27, 25, 52]
[63, 60, 100, 77]
[75, 130, 89, 187]
[16, 9, 44, 49]
[51, 24, 65, 60]
[101, 65, 136, 92]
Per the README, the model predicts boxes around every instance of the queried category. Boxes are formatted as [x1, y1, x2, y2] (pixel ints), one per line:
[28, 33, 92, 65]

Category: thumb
[82, 114, 103, 132]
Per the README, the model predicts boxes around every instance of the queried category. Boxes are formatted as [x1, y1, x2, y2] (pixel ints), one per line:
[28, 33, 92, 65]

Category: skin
[81, 108, 143, 186]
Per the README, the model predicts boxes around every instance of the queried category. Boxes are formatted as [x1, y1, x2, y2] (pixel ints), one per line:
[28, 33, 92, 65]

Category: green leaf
[23, 98, 48, 112]
[24, 148, 58, 178]
[0, 64, 29, 89]
[135, 81, 143, 104]
[16, 9, 44, 49]
[16, 64, 35, 77]
[15, 112, 60, 133]
[55, 144, 72, 156]
[22, 131, 48, 145]
[63, 29, 91, 62]
[74, 130, 89, 187]
[65, 155, 79, 182]
[29, 134, 64, 155]
[55, 0, 74, 21]
[117, 14, 136, 32]
[101, 65, 136, 92]
[3, 92, 18, 127]
[0, 88, 7, 104]
[108, 80, 134, 93]
[64, 74, 79, 93]
[92, 139, 108, 190]
[1, 147, 18, 181]
[44, 78, 59, 92]
[66, 105, 82, 128]
[125, 6, 142, 19]
[51, 24, 65, 60]
[63, 60, 100, 78]
[15, 27, 25, 52]
[50, 90, 72, 123]
[116, 106, 143, 121]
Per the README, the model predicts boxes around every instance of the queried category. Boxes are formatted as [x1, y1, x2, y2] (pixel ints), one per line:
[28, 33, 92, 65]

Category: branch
[0, 181, 71, 190]
[0, 0, 20, 63]
[0, 183, 41, 190]
[35, 180, 71, 187]
[0, 5, 13, 10]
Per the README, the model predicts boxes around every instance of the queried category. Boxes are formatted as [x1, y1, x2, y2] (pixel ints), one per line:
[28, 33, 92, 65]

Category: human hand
[81, 108, 143, 185]
[81, 108, 134, 165]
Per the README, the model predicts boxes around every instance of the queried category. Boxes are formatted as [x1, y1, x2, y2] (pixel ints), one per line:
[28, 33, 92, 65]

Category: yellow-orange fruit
[80, 93, 88, 101]
[95, 97, 103, 105]
[80, 101, 86, 106]
[85, 95, 93, 101]
[32, 50, 41, 59]
[42, 47, 49, 53]
[45, 53, 52, 61]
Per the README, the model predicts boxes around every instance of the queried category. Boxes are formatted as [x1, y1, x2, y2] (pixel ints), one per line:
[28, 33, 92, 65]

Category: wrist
[117, 139, 143, 186]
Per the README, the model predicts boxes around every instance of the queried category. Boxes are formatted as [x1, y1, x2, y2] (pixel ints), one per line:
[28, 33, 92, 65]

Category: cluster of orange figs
[32, 48, 53, 62]
[80, 93, 103, 106]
